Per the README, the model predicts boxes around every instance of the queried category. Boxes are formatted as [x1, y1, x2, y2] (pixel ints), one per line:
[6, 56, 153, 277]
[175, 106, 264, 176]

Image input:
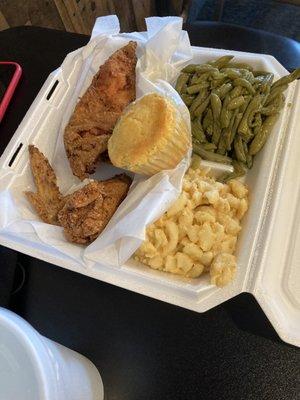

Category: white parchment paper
[0, 15, 195, 267]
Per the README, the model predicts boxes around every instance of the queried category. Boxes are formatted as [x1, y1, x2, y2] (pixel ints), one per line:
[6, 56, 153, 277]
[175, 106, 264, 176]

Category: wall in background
[0, 0, 189, 34]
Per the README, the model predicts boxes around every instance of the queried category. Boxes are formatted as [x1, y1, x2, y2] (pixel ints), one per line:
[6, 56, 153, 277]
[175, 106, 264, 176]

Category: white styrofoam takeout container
[0, 43, 299, 347]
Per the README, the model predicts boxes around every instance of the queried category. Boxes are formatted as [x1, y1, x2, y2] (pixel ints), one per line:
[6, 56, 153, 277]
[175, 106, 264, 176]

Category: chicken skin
[57, 175, 131, 244]
[25, 146, 131, 244]
[25, 145, 65, 225]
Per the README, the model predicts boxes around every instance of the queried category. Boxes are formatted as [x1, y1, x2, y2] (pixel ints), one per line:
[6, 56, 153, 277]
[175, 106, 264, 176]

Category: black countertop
[0, 26, 299, 400]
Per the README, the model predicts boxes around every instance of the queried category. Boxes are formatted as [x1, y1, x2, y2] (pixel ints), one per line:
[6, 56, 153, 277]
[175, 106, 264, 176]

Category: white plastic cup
[0, 307, 104, 400]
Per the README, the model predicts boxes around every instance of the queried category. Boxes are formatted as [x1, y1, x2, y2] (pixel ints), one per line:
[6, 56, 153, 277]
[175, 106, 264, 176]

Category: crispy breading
[57, 175, 132, 244]
[25, 145, 65, 225]
[64, 41, 137, 180]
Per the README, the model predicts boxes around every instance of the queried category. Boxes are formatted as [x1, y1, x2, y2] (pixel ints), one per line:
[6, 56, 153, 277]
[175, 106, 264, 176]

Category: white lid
[251, 81, 300, 346]
[0, 308, 59, 400]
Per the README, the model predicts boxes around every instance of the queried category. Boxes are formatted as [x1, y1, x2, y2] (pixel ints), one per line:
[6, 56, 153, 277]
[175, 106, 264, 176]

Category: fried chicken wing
[57, 175, 131, 244]
[25, 145, 65, 225]
[64, 41, 137, 180]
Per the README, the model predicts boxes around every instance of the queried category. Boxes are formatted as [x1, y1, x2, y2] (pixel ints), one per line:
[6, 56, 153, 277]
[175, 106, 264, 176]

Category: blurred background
[0, 0, 299, 40]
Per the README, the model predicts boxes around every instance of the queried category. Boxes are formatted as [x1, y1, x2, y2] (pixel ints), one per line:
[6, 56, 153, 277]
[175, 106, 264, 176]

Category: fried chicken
[25, 146, 132, 244]
[25, 145, 65, 225]
[64, 41, 137, 180]
[57, 175, 131, 244]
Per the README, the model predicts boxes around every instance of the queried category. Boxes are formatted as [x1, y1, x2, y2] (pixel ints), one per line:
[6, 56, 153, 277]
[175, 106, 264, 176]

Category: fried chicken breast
[25, 145, 64, 225]
[64, 41, 137, 180]
[57, 175, 131, 244]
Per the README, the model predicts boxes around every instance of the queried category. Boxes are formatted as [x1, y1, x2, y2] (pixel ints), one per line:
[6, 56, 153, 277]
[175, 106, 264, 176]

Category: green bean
[212, 121, 221, 145]
[194, 95, 211, 117]
[271, 68, 300, 90]
[181, 64, 198, 73]
[253, 118, 262, 136]
[227, 96, 245, 110]
[261, 85, 271, 106]
[187, 82, 210, 94]
[226, 62, 254, 71]
[240, 87, 250, 96]
[191, 119, 206, 142]
[181, 84, 188, 94]
[265, 84, 288, 105]
[237, 112, 252, 140]
[259, 74, 273, 105]
[239, 69, 255, 84]
[225, 108, 239, 150]
[210, 55, 234, 69]
[239, 95, 251, 113]
[223, 128, 231, 152]
[249, 114, 279, 155]
[210, 93, 222, 118]
[221, 160, 246, 182]
[202, 108, 213, 133]
[190, 89, 208, 114]
[249, 112, 262, 128]
[234, 135, 247, 163]
[220, 112, 231, 130]
[192, 70, 219, 85]
[196, 71, 215, 82]
[175, 73, 190, 93]
[192, 72, 210, 84]
[182, 58, 298, 169]
[254, 75, 267, 84]
[219, 92, 231, 129]
[255, 73, 274, 92]
[246, 154, 253, 169]
[262, 73, 274, 87]
[253, 70, 270, 77]
[181, 94, 195, 106]
[210, 71, 227, 81]
[195, 64, 218, 73]
[213, 83, 232, 99]
[254, 80, 264, 91]
[233, 160, 246, 176]
[217, 134, 227, 155]
[242, 140, 249, 158]
[201, 142, 217, 151]
[206, 123, 213, 136]
[229, 85, 243, 99]
[210, 93, 222, 144]
[261, 93, 285, 115]
[210, 78, 229, 90]
[191, 154, 202, 169]
[238, 95, 261, 140]
[248, 98, 263, 126]
[221, 68, 241, 80]
[222, 109, 238, 150]
[190, 73, 199, 85]
[193, 141, 232, 164]
[272, 92, 285, 107]
[182, 64, 216, 74]
[233, 78, 256, 94]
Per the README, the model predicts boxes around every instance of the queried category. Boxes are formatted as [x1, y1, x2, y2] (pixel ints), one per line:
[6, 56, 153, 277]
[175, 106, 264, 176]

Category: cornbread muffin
[108, 93, 191, 175]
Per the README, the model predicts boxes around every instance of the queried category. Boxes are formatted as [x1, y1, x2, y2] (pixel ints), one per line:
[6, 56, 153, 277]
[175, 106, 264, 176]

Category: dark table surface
[0, 26, 299, 400]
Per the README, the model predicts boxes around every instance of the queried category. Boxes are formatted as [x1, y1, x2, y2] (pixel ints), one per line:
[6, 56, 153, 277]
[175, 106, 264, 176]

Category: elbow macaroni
[134, 161, 249, 287]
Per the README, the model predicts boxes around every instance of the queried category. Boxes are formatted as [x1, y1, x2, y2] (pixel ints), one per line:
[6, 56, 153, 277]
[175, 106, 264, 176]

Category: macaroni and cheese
[134, 160, 249, 287]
